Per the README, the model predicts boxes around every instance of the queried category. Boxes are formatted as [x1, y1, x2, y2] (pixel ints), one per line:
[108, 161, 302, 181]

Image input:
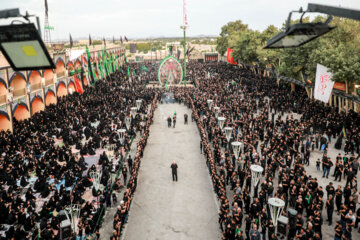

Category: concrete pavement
[122, 102, 221, 240]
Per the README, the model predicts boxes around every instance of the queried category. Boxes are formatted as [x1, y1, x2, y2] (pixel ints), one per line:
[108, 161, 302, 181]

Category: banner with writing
[314, 64, 334, 103]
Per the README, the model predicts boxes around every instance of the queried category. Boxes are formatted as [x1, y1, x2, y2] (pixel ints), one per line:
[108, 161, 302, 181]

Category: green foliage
[231, 30, 262, 63]
[92, 40, 103, 45]
[136, 43, 151, 53]
[191, 39, 216, 45]
[217, 17, 360, 84]
[151, 41, 164, 50]
[216, 20, 248, 56]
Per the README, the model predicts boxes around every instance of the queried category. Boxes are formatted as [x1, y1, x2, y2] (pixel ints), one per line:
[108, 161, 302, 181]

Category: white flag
[314, 64, 334, 103]
[67, 49, 85, 61]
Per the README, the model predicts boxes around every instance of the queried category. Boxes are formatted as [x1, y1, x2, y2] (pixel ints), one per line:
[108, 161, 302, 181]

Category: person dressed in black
[172, 116, 176, 128]
[167, 116, 172, 128]
[127, 155, 133, 172]
[326, 194, 334, 225]
[171, 161, 178, 181]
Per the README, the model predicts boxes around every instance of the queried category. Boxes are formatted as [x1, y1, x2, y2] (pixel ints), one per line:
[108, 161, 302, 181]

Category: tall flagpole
[180, 0, 188, 87]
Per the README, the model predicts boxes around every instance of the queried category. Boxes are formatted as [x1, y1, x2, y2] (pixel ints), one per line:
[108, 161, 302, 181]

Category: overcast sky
[0, 0, 359, 40]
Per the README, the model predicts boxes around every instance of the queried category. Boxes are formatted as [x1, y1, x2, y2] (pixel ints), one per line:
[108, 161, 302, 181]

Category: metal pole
[183, 27, 187, 87]
[36, 16, 41, 38]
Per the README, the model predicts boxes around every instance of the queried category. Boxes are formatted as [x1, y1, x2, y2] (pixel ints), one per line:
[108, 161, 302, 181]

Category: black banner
[130, 44, 137, 53]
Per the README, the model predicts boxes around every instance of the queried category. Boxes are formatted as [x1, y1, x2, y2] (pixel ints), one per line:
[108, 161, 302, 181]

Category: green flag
[125, 55, 130, 77]
[342, 126, 347, 139]
[165, 82, 168, 91]
[109, 54, 113, 73]
[111, 54, 115, 72]
[98, 52, 105, 79]
[114, 56, 119, 70]
[85, 46, 95, 85]
[102, 49, 107, 77]
[142, 65, 148, 71]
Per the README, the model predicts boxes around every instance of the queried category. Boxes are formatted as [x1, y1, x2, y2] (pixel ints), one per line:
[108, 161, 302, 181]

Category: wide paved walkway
[122, 103, 221, 240]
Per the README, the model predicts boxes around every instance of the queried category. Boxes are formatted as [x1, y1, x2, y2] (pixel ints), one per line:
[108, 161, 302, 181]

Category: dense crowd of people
[110, 92, 158, 240]
[174, 62, 360, 240]
[1, 58, 360, 240]
[0, 65, 157, 239]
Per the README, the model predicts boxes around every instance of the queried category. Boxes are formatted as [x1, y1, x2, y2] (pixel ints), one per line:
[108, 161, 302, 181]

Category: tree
[231, 29, 262, 64]
[92, 40, 103, 45]
[307, 18, 360, 84]
[217, 17, 360, 89]
[216, 20, 248, 56]
[257, 25, 281, 69]
[136, 43, 151, 53]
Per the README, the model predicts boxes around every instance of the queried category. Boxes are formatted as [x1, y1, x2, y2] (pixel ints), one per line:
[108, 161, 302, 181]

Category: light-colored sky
[0, 0, 359, 40]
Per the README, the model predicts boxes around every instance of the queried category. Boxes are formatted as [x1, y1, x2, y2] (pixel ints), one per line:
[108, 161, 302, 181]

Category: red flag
[227, 48, 237, 65]
[74, 75, 84, 94]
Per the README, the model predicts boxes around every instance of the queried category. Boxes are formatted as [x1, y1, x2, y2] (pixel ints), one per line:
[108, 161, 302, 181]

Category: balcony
[0, 94, 6, 104]
[13, 88, 26, 97]
[45, 79, 54, 86]
[31, 83, 42, 92]
[57, 71, 66, 78]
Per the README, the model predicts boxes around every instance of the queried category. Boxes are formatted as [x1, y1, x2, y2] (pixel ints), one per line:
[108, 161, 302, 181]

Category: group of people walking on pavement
[167, 114, 176, 128]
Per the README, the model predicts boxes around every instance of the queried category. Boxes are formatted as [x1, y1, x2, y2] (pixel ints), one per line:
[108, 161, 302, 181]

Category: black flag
[120, 36, 123, 44]
[124, 36, 128, 42]
[45, 0, 48, 16]
[69, 34, 73, 49]
[129, 44, 137, 53]
[103, 37, 106, 47]
[186, 46, 195, 56]
[113, 36, 115, 44]
[89, 34, 92, 46]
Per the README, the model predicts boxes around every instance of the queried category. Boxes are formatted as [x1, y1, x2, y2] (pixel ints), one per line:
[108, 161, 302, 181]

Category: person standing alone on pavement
[171, 161, 178, 181]
[173, 115, 176, 128]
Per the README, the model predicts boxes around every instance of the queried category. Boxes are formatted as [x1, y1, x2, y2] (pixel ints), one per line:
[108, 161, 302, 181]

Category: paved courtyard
[122, 103, 221, 240]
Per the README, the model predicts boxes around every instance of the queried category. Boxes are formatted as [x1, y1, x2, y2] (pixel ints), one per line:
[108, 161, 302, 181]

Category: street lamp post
[224, 126, 233, 150]
[250, 164, 263, 197]
[136, 99, 143, 111]
[207, 99, 213, 110]
[90, 167, 102, 209]
[231, 141, 242, 167]
[268, 198, 285, 236]
[125, 116, 132, 130]
[217, 117, 226, 130]
[131, 107, 137, 119]
[214, 106, 220, 118]
[118, 129, 126, 143]
[64, 204, 81, 238]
